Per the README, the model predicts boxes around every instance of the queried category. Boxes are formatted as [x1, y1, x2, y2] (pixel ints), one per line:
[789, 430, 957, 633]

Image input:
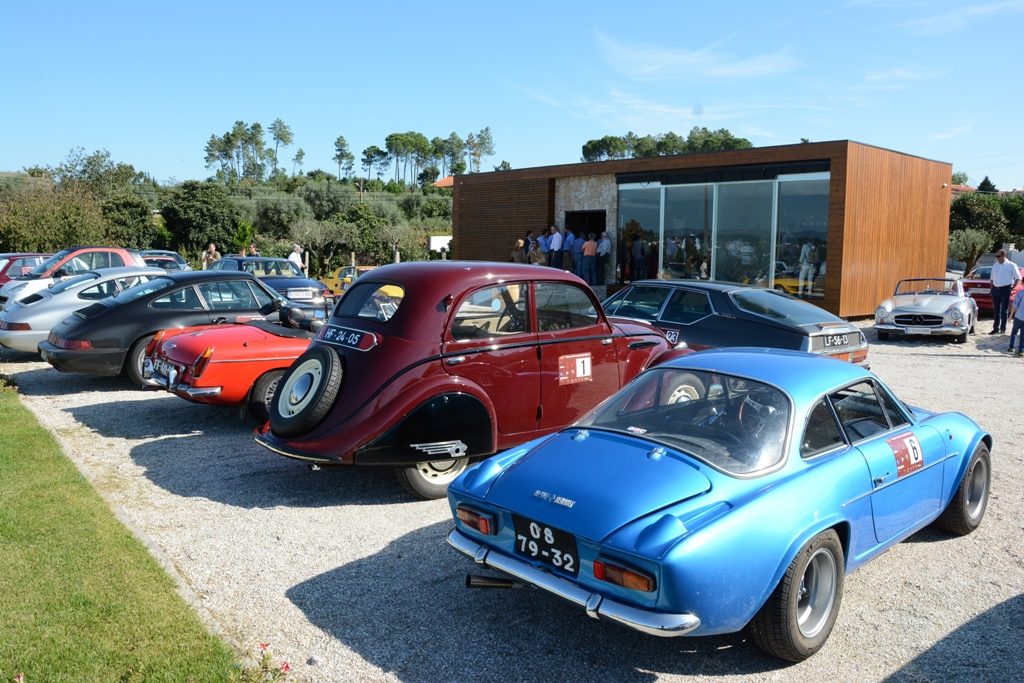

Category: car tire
[269, 346, 342, 438]
[395, 458, 470, 500]
[750, 529, 844, 662]
[955, 330, 968, 344]
[877, 331, 890, 341]
[125, 334, 154, 387]
[248, 369, 286, 423]
[663, 372, 705, 404]
[936, 443, 990, 536]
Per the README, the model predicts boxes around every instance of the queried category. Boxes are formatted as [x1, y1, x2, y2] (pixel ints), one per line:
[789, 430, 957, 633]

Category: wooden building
[451, 140, 952, 317]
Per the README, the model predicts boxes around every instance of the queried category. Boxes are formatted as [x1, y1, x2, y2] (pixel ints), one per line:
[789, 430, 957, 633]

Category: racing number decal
[558, 352, 593, 385]
[886, 432, 924, 477]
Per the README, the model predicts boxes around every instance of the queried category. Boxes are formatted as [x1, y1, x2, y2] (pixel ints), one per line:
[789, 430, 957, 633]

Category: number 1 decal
[558, 352, 593, 385]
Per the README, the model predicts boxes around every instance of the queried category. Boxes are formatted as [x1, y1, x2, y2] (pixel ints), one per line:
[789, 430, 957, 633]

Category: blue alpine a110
[446, 349, 991, 661]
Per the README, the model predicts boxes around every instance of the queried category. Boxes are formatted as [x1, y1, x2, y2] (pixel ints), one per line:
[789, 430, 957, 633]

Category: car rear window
[334, 282, 404, 322]
[731, 288, 837, 325]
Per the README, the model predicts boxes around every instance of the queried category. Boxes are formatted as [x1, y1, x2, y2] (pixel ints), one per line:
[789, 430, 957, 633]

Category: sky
[2, 0, 1022, 189]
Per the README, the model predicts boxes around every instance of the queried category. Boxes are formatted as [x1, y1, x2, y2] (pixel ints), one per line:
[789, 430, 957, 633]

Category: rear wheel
[936, 443, 990, 535]
[248, 369, 285, 423]
[395, 458, 470, 499]
[125, 334, 154, 387]
[750, 529, 844, 662]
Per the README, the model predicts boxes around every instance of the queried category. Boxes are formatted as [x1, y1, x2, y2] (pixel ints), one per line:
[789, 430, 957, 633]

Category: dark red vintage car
[144, 309, 319, 421]
[256, 262, 691, 498]
[962, 264, 1024, 313]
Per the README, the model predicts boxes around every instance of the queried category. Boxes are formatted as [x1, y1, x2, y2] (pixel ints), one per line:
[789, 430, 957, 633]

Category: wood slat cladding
[452, 140, 952, 318]
[840, 143, 951, 317]
[453, 176, 553, 261]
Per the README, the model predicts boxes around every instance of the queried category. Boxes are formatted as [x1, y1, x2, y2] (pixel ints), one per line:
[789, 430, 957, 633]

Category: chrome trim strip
[253, 434, 334, 464]
[447, 528, 700, 637]
[183, 386, 221, 397]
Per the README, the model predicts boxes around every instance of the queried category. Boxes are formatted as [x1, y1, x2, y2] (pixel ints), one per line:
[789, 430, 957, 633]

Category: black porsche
[603, 280, 869, 367]
[39, 271, 284, 386]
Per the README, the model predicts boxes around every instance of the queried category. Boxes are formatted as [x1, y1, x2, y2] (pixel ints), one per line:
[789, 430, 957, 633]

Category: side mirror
[259, 298, 283, 316]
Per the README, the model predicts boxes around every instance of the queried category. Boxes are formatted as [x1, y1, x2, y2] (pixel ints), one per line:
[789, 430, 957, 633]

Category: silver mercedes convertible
[874, 278, 977, 343]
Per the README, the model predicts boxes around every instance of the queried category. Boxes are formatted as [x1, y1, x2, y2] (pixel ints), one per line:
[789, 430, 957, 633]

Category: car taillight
[456, 505, 495, 535]
[850, 349, 868, 364]
[145, 329, 167, 355]
[0, 321, 30, 331]
[593, 558, 656, 592]
[191, 346, 215, 378]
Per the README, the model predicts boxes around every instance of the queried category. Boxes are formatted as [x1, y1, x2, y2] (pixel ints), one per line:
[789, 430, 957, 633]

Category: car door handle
[446, 355, 466, 366]
[628, 340, 657, 350]
[213, 316, 228, 324]
[602, 338, 614, 345]
[873, 473, 891, 487]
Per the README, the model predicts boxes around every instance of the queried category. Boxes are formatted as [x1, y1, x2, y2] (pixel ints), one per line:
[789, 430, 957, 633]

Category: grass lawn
[0, 378, 241, 682]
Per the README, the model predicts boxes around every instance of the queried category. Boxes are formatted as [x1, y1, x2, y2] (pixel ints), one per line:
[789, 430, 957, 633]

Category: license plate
[512, 515, 579, 575]
[905, 327, 933, 335]
[155, 358, 180, 379]
[969, 288, 990, 294]
[287, 289, 313, 300]
[822, 333, 850, 348]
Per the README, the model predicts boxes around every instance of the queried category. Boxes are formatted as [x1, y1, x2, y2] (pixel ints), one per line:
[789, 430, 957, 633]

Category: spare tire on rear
[269, 345, 343, 437]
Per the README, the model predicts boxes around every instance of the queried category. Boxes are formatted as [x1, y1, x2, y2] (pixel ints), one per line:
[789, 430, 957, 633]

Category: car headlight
[875, 306, 888, 320]
[948, 308, 963, 321]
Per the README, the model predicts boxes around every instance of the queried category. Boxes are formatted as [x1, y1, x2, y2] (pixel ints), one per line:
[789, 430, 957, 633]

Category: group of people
[199, 241, 306, 274]
[510, 226, 612, 285]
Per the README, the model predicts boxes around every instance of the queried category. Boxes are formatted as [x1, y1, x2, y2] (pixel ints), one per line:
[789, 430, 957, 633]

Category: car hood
[890, 294, 959, 314]
[482, 429, 712, 542]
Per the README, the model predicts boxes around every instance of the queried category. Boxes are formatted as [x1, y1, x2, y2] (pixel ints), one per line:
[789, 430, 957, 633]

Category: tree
[976, 176, 997, 193]
[161, 181, 241, 256]
[949, 192, 1009, 249]
[493, 160, 512, 171]
[472, 127, 495, 172]
[998, 193, 1024, 246]
[443, 132, 464, 175]
[0, 184, 107, 251]
[948, 229, 992, 276]
[333, 135, 354, 180]
[951, 171, 969, 185]
[102, 192, 161, 248]
[292, 148, 305, 175]
[268, 119, 293, 176]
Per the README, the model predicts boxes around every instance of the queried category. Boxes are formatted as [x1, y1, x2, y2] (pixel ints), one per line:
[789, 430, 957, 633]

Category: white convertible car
[874, 278, 977, 343]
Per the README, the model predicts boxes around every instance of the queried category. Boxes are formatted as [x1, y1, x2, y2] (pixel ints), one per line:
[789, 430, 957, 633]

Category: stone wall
[554, 175, 617, 292]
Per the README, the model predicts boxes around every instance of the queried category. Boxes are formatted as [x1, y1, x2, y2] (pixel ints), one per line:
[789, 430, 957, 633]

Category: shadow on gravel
[884, 594, 1023, 682]
[288, 522, 785, 683]
[4, 366, 136, 396]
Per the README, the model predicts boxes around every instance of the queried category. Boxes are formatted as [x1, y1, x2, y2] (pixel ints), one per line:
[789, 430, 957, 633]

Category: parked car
[255, 261, 690, 499]
[38, 271, 284, 386]
[208, 257, 329, 306]
[0, 267, 163, 353]
[141, 249, 192, 271]
[603, 280, 869, 366]
[322, 265, 375, 295]
[0, 253, 49, 286]
[874, 278, 977, 343]
[961, 265, 1024, 313]
[0, 246, 146, 306]
[447, 349, 990, 661]
[144, 306, 323, 421]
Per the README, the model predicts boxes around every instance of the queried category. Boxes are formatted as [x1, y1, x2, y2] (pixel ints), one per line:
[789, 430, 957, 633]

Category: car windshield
[111, 276, 175, 303]
[241, 259, 304, 278]
[968, 266, 992, 279]
[26, 248, 74, 277]
[731, 288, 837, 325]
[49, 272, 101, 294]
[578, 368, 790, 476]
[333, 282, 405, 322]
[895, 279, 957, 296]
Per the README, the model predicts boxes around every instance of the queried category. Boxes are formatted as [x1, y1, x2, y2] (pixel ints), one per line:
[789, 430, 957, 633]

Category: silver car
[0, 266, 163, 353]
[874, 278, 977, 343]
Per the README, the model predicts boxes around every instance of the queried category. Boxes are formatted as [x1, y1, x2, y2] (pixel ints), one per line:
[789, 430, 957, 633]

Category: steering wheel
[738, 387, 787, 438]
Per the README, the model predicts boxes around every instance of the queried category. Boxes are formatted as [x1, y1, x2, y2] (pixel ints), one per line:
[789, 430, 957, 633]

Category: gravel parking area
[2, 320, 1022, 683]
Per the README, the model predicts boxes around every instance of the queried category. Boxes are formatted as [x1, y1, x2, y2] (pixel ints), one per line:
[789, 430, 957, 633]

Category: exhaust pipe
[466, 573, 522, 589]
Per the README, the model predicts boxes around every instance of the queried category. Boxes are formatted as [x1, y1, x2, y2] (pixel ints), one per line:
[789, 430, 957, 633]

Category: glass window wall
[712, 181, 774, 285]
[663, 185, 712, 280]
[775, 176, 830, 299]
[618, 187, 661, 282]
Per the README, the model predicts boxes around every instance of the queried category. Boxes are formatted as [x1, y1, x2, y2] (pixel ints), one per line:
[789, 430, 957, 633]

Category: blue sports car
[446, 349, 990, 661]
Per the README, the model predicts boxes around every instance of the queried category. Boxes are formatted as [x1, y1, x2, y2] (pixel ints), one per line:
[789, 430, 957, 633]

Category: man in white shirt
[547, 226, 563, 268]
[989, 249, 1020, 334]
[596, 232, 612, 285]
[288, 243, 305, 273]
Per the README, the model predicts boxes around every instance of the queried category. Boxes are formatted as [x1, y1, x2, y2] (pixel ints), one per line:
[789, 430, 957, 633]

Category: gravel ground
[2, 319, 1022, 683]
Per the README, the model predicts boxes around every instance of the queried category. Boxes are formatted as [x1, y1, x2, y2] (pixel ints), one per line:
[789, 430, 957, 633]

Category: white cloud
[899, 0, 1024, 35]
[595, 30, 799, 81]
[930, 125, 973, 140]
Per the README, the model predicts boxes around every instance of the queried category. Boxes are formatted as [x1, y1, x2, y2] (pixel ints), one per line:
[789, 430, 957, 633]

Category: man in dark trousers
[989, 249, 1020, 334]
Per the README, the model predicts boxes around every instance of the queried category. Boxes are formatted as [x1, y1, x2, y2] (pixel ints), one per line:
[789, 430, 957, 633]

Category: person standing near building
[510, 239, 528, 263]
[572, 231, 585, 277]
[547, 225, 563, 268]
[201, 242, 221, 270]
[596, 231, 611, 285]
[989, 249, 1020, 334]
[581, 233, 598, 284]
[1008, 284, 1024, 354]
[562, 229, 575, 272]
[798, 239, 817, 297]
[288, 243, 305, 273]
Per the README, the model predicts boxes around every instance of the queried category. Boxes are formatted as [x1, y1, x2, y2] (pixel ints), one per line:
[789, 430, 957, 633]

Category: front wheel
[395, 458, 470, 499]
[750, 529, 844, 662]
[936, 443, 990, 535]
[954, 330, 968, 344]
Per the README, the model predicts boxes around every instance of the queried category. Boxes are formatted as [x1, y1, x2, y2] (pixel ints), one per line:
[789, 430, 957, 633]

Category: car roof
[358, 261, 587, 297]
[662, 348, 870, 405]
[0, 252, 48, 258]
[629, 279, 751, 293]
[150, 270, 259, 283]
[86, 266, 165, 277]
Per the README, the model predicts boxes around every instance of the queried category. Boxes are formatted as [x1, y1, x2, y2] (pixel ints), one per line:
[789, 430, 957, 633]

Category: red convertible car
[144, 308, 320, 421]
[256, 262, 691, 499]
[962, 264, 1024, 313]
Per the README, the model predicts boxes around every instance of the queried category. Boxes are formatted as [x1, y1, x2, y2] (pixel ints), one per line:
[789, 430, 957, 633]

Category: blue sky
[2, 0, 1022, 189]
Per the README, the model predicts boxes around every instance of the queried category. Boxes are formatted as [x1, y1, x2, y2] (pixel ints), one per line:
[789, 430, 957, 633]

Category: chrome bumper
[875, 323, 967, 337]
[143, 359, 221, 397]
[447, 527, 700, 637]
